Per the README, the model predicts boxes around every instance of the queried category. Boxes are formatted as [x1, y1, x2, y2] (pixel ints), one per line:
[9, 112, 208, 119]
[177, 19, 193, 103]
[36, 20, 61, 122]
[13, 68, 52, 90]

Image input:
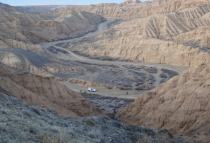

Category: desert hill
[0, 3, 104, 49]
[118, 64, 210, 142]
[70, 0, 210, 68]
[0, 64, 101, 117]
[53, 0, 209, 20]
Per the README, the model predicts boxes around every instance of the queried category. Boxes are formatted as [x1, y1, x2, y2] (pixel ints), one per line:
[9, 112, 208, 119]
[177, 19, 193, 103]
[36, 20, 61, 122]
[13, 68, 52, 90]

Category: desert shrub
[83, 119, 95, 127]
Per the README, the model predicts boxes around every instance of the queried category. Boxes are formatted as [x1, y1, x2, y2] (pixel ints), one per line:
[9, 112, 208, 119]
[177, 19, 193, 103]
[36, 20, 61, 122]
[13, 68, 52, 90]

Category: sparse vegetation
[83, 120, 95, 127]
[41, 134, 65, 143]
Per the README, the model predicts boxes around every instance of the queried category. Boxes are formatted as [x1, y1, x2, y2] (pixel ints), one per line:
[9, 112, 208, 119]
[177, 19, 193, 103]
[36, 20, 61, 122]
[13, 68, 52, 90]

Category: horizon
[0, 0, 126, 6]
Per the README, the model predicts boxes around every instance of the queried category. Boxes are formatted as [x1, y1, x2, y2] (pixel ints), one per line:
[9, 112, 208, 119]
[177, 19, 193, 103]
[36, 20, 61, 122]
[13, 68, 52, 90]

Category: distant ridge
[124, 0, 141, 4]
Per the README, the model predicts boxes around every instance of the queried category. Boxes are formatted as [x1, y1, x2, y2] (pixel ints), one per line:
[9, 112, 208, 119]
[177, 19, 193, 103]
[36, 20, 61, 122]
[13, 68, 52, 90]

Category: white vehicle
[87, 87, 96, 92]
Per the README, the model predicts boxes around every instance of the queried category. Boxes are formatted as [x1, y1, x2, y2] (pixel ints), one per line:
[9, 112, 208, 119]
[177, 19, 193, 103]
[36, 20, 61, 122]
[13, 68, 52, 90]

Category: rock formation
[70, 0, 210, 68]
[118, 64, 210, 143]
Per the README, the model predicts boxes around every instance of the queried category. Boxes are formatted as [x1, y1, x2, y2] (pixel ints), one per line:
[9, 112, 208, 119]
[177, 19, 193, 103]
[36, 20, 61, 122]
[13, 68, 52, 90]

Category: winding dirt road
[41, 20, 185, 99]
[42, 20, 184, 72]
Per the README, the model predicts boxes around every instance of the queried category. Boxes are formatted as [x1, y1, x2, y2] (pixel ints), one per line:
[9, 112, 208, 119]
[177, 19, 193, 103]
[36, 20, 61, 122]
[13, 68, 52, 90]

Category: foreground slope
[0, 89, 186, 143]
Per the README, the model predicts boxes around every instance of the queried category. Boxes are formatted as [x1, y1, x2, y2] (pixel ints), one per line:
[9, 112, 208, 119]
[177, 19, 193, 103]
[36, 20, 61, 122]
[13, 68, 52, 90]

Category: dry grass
[41, 134, 64, 143]
[40, 129, 68, 143]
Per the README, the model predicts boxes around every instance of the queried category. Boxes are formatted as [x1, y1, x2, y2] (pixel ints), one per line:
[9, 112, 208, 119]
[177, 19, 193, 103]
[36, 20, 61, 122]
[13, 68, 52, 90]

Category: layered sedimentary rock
[118, 64, 210, 143]
[71, 1, 210, 68]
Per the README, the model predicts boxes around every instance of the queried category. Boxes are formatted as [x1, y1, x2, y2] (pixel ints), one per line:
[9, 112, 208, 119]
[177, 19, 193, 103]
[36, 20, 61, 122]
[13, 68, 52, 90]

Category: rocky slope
[53, 0, 209, 20]
[0, 89, 187, 143]
[0, 65, 101, 117]
[118, 64, 210, 143]
[70, 0, 210, 68]
[0, 3, 104, 48]
[31, 11, 104, 43]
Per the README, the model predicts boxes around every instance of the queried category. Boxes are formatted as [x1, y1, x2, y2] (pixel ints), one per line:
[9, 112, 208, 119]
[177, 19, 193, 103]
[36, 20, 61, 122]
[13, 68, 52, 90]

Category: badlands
[0, 0, 210, 142]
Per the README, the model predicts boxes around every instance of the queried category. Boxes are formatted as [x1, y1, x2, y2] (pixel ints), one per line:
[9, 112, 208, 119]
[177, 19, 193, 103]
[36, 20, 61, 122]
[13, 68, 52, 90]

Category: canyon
[0, 0, 210, 143]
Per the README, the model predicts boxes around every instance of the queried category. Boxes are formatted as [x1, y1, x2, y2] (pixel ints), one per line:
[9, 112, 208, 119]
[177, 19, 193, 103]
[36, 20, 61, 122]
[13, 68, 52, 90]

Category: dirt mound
[0, 66, 102, 117]
[118, 64, 210, 142]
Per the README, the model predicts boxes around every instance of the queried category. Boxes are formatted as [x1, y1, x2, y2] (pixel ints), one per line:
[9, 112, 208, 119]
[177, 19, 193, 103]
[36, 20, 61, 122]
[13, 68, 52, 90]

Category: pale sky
[0, 0, 125, 6]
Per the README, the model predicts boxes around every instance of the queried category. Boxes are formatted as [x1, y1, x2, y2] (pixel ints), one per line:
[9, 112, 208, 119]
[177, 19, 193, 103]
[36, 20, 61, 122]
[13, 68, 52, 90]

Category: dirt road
[41, 20, 185, 99]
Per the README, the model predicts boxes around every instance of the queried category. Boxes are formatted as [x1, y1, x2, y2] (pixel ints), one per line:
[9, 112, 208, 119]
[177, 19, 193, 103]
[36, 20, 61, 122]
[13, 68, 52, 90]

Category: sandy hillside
[54, 0, 209, 19]
[0, 65, 102, 117]
[118, 64, 210, 142]
[70, 0, 210, 68]
[0, 2, 104, 49]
